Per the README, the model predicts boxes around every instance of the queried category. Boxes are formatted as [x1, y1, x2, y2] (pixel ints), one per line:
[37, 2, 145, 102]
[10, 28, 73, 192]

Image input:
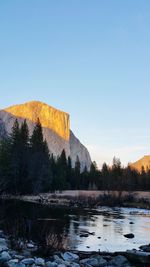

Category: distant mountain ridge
[130, 155, 150, 172]
[0, 101, 91, 171]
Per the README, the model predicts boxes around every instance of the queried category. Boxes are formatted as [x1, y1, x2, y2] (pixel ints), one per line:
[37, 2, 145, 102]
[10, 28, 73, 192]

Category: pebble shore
[0, 230, 150, 267]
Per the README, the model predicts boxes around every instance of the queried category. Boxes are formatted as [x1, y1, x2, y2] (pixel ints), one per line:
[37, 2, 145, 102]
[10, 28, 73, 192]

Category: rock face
[70, 131, 91, 171]
[0, 101, 91, 171]
[130, 155, 150, 172]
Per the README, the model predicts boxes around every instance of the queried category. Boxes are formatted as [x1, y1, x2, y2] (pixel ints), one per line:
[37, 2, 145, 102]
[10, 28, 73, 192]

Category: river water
[0, 200, 150, 253]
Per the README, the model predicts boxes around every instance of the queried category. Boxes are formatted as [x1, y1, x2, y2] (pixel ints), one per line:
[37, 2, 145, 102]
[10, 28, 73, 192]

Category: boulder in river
[140, 244, 150, 252]
[124, 233, 134, 239]
[80, 233, 89, 238]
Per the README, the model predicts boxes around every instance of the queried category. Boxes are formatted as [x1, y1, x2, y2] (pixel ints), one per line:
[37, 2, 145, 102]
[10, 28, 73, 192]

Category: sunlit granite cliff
[130, 155, 150, 172]
[0, 101, 91, 170]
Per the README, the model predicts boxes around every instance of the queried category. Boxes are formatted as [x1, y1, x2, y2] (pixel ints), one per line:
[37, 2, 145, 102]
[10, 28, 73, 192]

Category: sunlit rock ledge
[0, 101, 91, 171]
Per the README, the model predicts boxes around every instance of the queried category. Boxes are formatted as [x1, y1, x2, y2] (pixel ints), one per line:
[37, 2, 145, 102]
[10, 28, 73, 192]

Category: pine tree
[19, 120, 30, 193]
[9, 119, 21, 194]
[112, 157, 122, 190]
[42, 139, 53, 192]
[11, 119, 20, 146]
[20, 120, 29, 147]
[30, 118, 52, 193]
[101, 163, 110, 190]
[0, 138, 11, 193]
[67, 156, 72, 188]
[54, 150, 67, 190]
[75, 156, 81, 189]
[81, 166, 89, 189]
[30, 118, 43, 151]
[89, 161, 99, 190]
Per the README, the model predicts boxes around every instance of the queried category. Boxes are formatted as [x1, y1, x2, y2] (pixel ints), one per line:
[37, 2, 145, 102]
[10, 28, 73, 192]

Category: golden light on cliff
[4, 101, 70, 141]
[130, 155, 150, 173]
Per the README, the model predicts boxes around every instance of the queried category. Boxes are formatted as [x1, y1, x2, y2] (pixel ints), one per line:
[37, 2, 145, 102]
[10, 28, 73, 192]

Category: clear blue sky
[0, 0, 150, 167]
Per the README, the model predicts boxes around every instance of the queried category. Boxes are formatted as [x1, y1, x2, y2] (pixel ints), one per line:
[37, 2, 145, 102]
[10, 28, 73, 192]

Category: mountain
[0, 101, 91, 171]
[130, 155, 150, 172]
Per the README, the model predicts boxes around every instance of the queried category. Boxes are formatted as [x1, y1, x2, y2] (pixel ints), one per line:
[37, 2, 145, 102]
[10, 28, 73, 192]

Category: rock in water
[140, 244, 150, 252]
[124, 234, 135, 239]
[0, 101, 91, 171]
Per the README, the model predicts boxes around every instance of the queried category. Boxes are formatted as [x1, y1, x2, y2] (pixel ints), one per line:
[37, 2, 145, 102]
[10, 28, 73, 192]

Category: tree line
[0, 119, 150, 195]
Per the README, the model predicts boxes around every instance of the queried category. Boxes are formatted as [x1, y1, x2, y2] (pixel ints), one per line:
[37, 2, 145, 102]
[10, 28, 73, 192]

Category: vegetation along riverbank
[1, 190, 150, 210]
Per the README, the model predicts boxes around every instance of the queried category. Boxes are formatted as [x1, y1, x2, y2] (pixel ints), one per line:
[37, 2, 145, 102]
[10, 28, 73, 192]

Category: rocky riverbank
[0, 230, 150, 267]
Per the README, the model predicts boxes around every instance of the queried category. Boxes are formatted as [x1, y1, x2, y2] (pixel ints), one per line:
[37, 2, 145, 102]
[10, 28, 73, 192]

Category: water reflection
[0, 200, 150, 253]
[0, 200, 70, 252]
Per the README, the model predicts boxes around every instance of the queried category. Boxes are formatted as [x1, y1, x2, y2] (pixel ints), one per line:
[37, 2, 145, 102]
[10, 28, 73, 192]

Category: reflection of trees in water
[0, 200, 32, 240]
[101, 209, 131, 236]
[37, 220, 69, 251]
[0, 200, 71, 251]
[67, 212, 98, 250]
[0, 200, 95, 252]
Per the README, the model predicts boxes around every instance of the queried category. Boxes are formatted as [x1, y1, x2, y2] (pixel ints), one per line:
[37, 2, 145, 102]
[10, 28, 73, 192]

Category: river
[0, 200, 150, 253]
